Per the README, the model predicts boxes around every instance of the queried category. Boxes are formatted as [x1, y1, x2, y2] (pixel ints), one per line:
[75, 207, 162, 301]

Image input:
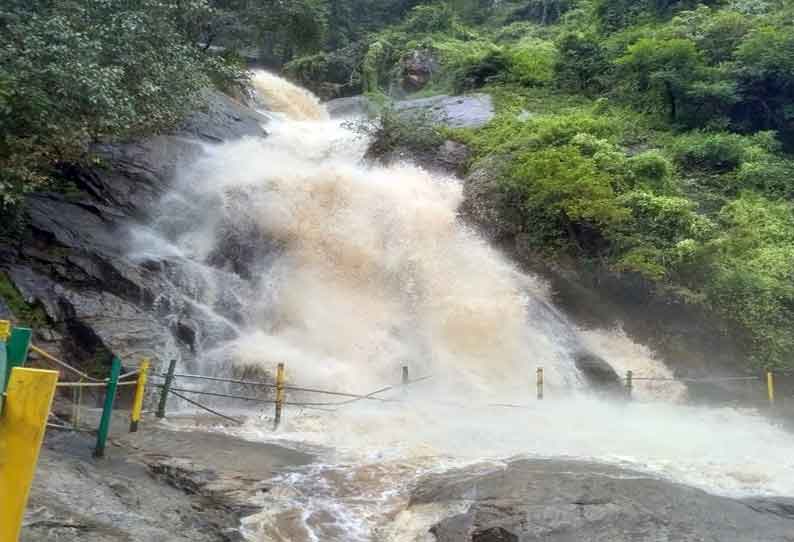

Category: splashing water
[251, 70, 330, 121]
[136, 72, 794, 541]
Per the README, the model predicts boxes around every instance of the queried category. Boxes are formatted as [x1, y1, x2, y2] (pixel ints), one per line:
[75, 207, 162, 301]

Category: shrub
[628, 150, 674, 186]
[555, 32, 610, 93]
[504, 39, 558, 86]
[668, 132, 754, 171]
[363, 107, 444, 158]
[735, 158, 794, 199]
[505, 145, 631, 248]
[704, 194, 794, 367]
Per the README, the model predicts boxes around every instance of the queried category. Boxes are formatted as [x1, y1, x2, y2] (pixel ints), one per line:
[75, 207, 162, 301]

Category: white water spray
[135, 72, 794, 541]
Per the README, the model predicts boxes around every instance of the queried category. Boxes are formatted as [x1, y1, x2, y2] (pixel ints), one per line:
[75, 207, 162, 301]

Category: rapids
[129, 72, 794, 541]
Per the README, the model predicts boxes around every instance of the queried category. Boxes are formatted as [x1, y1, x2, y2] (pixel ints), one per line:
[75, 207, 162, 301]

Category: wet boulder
[394, 94, 494, 129]
[573, 351, 622, 390]
[417, 459, 794, 542]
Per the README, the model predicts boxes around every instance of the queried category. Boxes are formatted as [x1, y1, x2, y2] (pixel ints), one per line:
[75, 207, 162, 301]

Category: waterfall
[129, 72, 794, 541]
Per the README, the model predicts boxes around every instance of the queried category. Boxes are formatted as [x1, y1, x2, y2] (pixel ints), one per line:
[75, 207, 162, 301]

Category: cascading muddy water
[133, 72, 794, 541]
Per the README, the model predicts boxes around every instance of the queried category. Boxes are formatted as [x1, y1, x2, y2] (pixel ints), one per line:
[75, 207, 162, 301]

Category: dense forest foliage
[325, 0, 792, 369]
[1, 0, 792, 369]
[0, 0, 421, 209]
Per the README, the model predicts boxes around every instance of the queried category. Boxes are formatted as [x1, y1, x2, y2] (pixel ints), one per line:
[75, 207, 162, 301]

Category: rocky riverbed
[23, 413, 794, 542]
[22, 416, 313, 542]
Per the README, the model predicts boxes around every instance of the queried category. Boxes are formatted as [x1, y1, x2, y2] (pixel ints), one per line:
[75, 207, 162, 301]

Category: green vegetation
[0, 0, 249, 209]
[0, 272, 48, 327]
[2, 0, 792, 369]
[306, 0, 793, 368]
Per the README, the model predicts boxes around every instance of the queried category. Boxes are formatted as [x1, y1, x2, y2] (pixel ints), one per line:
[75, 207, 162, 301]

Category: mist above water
[132, 72, 794, 541]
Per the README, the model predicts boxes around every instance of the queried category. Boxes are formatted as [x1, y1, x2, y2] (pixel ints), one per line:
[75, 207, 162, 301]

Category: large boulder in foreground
[416, 459, 794, 542]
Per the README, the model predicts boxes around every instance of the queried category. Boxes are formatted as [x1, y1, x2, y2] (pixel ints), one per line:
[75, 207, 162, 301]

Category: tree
[733, 24, 794, 139]
[703, 195, 794, 367]
[617, 37, 737, 125]
[0, 0, 245, 209]
[555, 32, 609, 94]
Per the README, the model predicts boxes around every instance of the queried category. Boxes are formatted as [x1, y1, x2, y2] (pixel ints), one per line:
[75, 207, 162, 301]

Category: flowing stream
[130, 72, 794, 541]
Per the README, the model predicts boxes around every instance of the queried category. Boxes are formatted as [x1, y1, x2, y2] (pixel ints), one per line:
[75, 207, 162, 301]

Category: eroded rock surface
[22, 421, 312, 542]
[395, 94, 494, 129]
[417, 459, 794, 542]
[0, 90, 267, 374]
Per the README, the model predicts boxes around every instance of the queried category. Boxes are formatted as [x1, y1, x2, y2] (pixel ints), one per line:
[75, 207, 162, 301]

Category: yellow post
[0, 320, 10, 341]
[129, 359, 150, 433]
[0, 367, 59, 542]
[274, 363, 285, 430]
[536, 367, 544, 400]
[767, 370, 775, 407]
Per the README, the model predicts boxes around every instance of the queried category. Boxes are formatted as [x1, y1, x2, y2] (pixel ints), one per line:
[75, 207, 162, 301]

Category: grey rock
[436, 140, 472, 175]
[178, 89, 268, 142]
[461, 157, 521, 242]
[400, 48, 439, 92]
[395, 94, 494, 129]
[417, 459, 794, 542]
[26, 194, 124, 254]
[325, 95, 378, 118]
[1, 89, 268, 376]
[573, 351, 622, 389]
[72, 91, 266, 214]
[24, 422, 313, 542]
[75, 137, 205, 214]
[57, 288, 179, 368]
[374, 139, 471, 177]
[0, 296, 12, 320]
[5, 266, 177, 369]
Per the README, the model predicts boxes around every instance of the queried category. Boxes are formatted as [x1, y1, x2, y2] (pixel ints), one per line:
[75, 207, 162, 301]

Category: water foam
[137, 72, 794, 541]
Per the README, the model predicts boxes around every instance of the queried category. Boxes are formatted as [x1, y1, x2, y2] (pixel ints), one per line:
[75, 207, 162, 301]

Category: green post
[94, 356, 122, 459]
[156, 359, 178, 419]
[5, 327, 32, 383]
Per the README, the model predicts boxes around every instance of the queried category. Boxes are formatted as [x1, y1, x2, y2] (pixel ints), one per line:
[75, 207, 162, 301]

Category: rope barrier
[29, 344, 103, 382]
[165, 386, 277, 404]
[167, 389, 244, 425]
[154, 372, 278, 389]
[55, 380, 137, 389]
[625, 376, 760, 383]
[282, 384, 399, 402]
[155, 371, 412, 403]
[118, 369, 141, 381]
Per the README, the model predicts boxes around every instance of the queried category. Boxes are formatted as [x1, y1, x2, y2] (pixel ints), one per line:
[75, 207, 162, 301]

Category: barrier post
[156, 359, 178, 419]
[5, 326, 32, 379]
[625, 370, 633, 400]
[274, 363, 285, 430]
[0, 367, 59, 542]
[94, 356, 121, 459]
[767, 370, 775, 407]
[402, 365, 409, 385]
[536, 367, 544, 400]
[129, 359, 150, 432]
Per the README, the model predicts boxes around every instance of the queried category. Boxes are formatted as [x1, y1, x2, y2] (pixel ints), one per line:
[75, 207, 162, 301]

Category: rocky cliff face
[0, 91, 268, 376]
